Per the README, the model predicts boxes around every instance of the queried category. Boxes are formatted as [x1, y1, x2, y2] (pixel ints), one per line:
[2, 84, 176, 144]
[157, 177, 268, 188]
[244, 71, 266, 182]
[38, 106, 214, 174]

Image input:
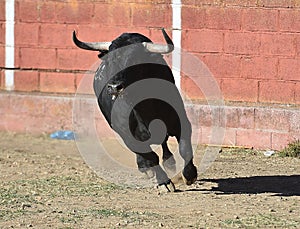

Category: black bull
[73, 29, 197, 191]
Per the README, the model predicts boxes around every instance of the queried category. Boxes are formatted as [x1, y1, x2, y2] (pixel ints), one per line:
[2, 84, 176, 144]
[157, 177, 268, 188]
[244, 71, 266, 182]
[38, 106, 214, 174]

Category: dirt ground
[0, 132, 299, 228]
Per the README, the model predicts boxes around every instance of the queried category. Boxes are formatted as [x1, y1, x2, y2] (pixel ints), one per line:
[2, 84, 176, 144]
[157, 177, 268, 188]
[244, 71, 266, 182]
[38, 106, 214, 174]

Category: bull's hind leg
[161, 136, 176, 175]
[177, 122, 198, 185]
[136, 152, 175, 192]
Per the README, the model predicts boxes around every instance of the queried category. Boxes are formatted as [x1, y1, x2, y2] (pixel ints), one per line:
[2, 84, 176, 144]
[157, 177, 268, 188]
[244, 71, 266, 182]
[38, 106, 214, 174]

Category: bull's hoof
[162, 156, 176, 175]
[182, 164, 197, 186]
[182, 173, 197, 185]
[157, 180, 176, 194]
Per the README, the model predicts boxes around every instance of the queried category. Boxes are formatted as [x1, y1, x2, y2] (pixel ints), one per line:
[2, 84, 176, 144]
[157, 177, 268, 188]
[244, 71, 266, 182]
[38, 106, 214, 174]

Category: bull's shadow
[199, 175, 300, 196]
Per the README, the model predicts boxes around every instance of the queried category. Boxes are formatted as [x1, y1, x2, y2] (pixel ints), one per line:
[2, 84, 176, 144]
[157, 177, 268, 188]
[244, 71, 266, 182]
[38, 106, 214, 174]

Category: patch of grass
[58, 208, 160, 226]
[0, 187, 37, 205]
[221, 214, 299, 228]
[0, 209, 28, 221]
[279, 139, 300, 158]
[1, 176, 121, 199]
[222, 147, 260, 156]
[0, 176, 122, 221]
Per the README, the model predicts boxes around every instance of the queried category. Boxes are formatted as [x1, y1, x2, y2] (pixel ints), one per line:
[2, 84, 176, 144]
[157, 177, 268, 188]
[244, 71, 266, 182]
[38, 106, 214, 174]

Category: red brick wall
[181, 0, 300, 105]
[0, 0, 172, 92]
[0, 0, 299, 150]
[0, 0, 299, 105]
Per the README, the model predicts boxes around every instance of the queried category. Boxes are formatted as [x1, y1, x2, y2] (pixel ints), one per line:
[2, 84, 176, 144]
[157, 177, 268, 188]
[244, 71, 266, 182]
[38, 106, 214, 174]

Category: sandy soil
[0, 132, 299, 228]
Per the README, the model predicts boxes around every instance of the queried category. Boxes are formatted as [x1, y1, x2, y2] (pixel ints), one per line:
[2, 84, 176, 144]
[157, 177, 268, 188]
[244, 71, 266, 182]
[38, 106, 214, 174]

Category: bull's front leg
[161, 137, 176, 175]
[178, 138, 197, 185]
[136, 152, 175, 192]
[177, 121, 198, 185]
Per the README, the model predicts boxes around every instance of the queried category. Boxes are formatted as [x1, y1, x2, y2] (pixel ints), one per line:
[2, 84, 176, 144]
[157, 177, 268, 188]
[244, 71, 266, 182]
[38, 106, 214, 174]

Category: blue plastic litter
[50, 130, 75, 140]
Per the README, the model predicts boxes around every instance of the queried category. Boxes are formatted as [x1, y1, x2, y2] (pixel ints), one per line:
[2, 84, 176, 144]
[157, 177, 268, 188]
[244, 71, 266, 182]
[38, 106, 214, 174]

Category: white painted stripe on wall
[5, 0, 15, 91]
[171, 0, 182, 90]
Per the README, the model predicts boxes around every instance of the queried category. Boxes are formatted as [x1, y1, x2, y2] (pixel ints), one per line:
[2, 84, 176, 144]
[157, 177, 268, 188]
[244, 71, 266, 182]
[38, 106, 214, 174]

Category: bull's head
[72, 28, 174, 55]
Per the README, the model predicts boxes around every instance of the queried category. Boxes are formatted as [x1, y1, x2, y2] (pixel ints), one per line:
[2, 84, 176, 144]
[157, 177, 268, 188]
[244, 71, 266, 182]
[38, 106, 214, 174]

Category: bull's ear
[72, 31, 111, 51]
[143, 28, 174, 54]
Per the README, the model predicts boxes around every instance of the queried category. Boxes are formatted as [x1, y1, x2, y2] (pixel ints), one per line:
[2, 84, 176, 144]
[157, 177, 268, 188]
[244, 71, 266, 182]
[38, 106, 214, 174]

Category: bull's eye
[116, 84, 124, 91]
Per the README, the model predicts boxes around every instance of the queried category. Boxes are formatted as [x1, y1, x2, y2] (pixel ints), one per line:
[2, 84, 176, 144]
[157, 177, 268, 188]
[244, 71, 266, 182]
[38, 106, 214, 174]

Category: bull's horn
[72, 31, 111, 51]
[143, 28, 174, 54]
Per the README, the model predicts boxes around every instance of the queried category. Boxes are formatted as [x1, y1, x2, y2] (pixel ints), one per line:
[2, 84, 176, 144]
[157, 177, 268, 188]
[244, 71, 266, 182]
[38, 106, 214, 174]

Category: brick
[255, 108, 291, 132]
[225, 0, 257, 7]
[123, 0, 171, 3]
[224, 32, 260, 55]
[181, 75, 205, 100]
[39, 1, 56, 23]
[272, 133, 291, 150]
[0, 93, 74, 133]
[132, 4, 172, 27]
[261, 33, 296, 56]
[182, 30, 223, 53]
[197, 126, 208, 144]
[149, 28, 170, 43]
[95, 114, 116, 139]
[16, 0, 39, 22]
[224, 106, 255, 129]
[296, 83, 300, 104]
[74, 25, 136, 44]
[14, 71, 39, 92]
[236, 129, 271, 149]
[290, 111, 300, 134]
[297, 35, 300, 56]
[279, 58, 300, 81]
[241, 56, 278, 80]
[206, 7, 242, 30]
[20, 48, 56, 69]
[94, 3, 131, 27]
[222, 128, 237, 146]
[4, 114, 26, 132]
[39, 24, 73, 48]
[193, 0, 224, 6]
[181, 6, 206, 30]
[44, 96, 73, 119]
[184, 104, 200, 128]
[257, 0, 294, 8]
[0, 23, 4, 45]
[279, 10, 300, 32]
[197, 105, 221, 127]
[259, 80, 295, 104]
[9, 94, 45, 116]
[14, 47, 20, 68]
[0, 46, 4, 67]
[75, 72, 95, 95]
[0, 93, 9, 114]
[199, 126, 236, 146]
[239, 108, 256, 129]
[93, 4, 112, 25]
[56, 2, 94, 24]
[243, 9, 278, 32]
[195, 76, 223, 102]
[43, 98, 73, 131]
[181, 53, 204, 77]
[222, 78, 258, 102]
[57, 48, 98, 71]
[40, 72, 76, 94]
[0, 1, 5, 21]
[0, 70, 3, 90]
[202, 54, 242, 79]
[15, 23, 39, 46]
